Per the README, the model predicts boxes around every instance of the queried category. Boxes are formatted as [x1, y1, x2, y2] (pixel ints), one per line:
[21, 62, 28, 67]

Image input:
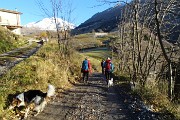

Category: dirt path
[28, 72, 175, 120]
[0, 43, 42, 76]
[28, 73, 133, 120]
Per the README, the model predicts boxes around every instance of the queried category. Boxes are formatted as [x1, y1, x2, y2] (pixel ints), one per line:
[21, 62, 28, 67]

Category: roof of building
[0, 8, 22, 14]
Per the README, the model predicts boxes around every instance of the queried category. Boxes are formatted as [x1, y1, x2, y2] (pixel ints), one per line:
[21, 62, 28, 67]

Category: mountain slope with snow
[24, 17, 75, 31]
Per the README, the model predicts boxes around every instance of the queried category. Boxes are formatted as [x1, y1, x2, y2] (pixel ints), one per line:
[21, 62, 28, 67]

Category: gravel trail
[29, 72, 176, 120]
[29, 73, 133, 120]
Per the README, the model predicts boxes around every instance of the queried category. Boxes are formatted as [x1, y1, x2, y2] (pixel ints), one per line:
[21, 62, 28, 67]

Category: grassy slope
[82, 48, 111, 60]
[0, 26, 28, 54]
[71, 33, 114, 50]
[0, 33, 111, 119]
[0, 41, 78, 119]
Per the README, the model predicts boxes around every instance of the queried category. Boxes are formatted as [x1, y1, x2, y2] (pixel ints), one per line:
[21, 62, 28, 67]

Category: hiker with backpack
[81, 57, 92, 83]
[103, 57, 114, 83]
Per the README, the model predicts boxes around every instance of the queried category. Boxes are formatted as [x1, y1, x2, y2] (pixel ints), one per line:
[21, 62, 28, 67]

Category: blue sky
[0, 0, 131, 26]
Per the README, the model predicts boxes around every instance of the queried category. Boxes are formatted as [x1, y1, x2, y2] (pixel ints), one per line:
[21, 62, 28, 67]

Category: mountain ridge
[72, 1, 179, 43]
[24, 17, 75, 31]
[72, 5, 124, 35]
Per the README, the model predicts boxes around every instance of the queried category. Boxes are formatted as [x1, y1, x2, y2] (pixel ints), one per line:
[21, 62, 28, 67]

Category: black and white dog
[9, 84, 55, 119]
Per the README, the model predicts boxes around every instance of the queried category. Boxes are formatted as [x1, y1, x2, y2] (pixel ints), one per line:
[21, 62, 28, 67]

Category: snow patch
[24, 17, 75, 31]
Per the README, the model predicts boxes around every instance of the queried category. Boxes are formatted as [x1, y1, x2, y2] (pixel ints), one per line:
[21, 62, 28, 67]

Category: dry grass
[71, 33, 106, 50]
[0, 33, 110, 118]
[132, 79, 180, 119]
[0, 26, 28, 54]
[0, 40, 84, 119]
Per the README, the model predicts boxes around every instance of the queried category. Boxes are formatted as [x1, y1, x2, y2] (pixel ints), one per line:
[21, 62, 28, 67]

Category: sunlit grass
[0, 40, 84, 119]
[0, 26, 29, 54]
[83, 51, 111, 60]
[71, 33, 114, 50]
[82, 48, 111, 60]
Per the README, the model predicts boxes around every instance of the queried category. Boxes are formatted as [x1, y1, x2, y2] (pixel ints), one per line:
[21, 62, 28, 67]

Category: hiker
[81, 57, 92, 83]
[101, 59, 105, 74]
[104, 57, 114, 83]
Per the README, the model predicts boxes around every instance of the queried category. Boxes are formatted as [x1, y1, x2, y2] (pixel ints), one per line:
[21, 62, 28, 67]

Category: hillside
[0, 26, 27, 53]
[72, 5, 123, 34]
[72, 0, 180, 43]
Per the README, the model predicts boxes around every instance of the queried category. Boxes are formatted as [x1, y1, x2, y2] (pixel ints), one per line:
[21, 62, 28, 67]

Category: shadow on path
[30, 73, 133, 120]
[29, 72, 176, 120]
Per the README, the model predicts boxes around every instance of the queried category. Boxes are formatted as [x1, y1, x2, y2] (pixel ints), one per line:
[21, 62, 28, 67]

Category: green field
[79, 47, 111, 72]
[81, 47, 111, 60]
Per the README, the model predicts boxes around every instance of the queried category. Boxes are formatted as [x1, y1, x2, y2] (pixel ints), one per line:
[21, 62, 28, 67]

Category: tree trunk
[174, 62, 180, 102]
[154, 0, 173, 100]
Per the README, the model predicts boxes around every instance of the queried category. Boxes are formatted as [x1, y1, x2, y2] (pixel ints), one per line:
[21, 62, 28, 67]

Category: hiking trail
[29, 73, 173, 120]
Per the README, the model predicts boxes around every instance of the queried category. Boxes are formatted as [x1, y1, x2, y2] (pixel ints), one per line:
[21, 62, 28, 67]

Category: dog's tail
[46, 84, 55, 97]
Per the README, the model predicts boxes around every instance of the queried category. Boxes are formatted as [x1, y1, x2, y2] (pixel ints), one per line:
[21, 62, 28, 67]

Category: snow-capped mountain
[24, 17, 75, 31]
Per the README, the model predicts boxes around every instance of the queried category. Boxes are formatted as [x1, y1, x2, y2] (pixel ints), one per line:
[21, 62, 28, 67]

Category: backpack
[105, 60, 111, 71]
[111, 63, 114, 72]
[82, 60, 89, 71]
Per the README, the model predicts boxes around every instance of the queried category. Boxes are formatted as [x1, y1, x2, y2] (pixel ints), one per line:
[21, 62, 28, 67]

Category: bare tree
[153, 0, 180, 100]
[100, 0, 180, 100]
[36, 0, 74, 56]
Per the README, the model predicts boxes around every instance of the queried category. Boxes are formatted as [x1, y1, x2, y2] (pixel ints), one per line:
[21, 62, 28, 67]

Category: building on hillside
[94, 32, 108, 38]
[0, 8, 22, 35]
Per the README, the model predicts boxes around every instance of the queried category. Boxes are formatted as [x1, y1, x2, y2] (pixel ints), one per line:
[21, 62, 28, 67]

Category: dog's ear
[12, 98, 17, 102]
[4, 94, 16, 109]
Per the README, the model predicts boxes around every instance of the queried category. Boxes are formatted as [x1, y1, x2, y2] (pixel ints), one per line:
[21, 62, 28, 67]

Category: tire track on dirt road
[29, 73, 133, 120]
[0, 43, 42, 76]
